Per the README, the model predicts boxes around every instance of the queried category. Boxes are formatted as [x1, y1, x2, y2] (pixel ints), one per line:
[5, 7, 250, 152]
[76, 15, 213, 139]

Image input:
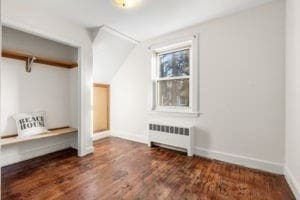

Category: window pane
[159, 49, 190, 78]
[157, 79, 189, 107]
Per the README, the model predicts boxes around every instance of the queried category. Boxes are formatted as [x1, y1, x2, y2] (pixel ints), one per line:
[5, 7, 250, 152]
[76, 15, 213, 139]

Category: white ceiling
[4, 0, 275, 41]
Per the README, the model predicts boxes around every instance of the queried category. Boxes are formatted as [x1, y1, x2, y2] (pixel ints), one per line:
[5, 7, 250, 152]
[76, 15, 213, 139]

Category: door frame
[93, 83, 110, 133]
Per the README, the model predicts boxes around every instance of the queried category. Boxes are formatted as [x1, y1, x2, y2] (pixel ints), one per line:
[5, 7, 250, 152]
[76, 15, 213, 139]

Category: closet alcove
[1, 26, 80, 166]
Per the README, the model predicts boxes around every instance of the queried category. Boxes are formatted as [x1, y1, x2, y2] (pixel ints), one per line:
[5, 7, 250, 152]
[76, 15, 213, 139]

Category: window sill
[149, 109, 200, 117]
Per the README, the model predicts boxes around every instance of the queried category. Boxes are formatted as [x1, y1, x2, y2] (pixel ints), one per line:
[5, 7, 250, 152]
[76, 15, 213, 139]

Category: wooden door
[93, 84, 110, 133]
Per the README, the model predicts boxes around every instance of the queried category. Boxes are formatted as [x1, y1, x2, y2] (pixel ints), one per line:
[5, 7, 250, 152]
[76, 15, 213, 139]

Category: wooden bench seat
[1, 127, 77, 146]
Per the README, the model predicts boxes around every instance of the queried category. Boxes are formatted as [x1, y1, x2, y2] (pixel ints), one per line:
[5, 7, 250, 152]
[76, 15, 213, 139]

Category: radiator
[148, 122, 194, 156]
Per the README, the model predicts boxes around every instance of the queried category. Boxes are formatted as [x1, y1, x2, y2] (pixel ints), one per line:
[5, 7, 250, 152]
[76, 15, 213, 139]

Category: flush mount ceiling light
[113, 0, 140, 9]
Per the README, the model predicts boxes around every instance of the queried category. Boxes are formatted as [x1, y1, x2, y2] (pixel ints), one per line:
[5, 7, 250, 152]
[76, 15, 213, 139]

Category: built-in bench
[1, 127, 77, 146]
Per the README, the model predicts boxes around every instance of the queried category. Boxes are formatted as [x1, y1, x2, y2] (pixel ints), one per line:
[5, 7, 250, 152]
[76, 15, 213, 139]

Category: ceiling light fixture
[113, 0, 140, 9]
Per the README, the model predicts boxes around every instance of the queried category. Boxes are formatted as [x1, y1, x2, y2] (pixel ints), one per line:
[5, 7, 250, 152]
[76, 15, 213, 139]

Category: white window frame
[150, 34, 199, 117]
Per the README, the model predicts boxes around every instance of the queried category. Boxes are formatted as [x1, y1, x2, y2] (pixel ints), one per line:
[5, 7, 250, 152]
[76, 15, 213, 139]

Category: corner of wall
[110, 130, 148, 144]
[284, 166, 300, 199]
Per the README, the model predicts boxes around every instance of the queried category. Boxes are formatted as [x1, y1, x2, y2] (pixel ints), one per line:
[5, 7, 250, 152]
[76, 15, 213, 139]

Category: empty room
[0, 0, 300, 199]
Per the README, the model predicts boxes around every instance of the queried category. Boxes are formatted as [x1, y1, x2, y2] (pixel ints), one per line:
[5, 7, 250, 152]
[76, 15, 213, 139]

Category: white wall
[93, 27, 136, 84]
[111, 1, 285, 173]
[2, 0, 94, 157]
[285, 0, 300, 198]
[1, 59, 74, 134]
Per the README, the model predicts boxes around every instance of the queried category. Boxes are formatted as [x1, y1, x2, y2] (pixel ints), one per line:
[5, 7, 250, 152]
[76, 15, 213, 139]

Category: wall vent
[149, 124, 190, 136]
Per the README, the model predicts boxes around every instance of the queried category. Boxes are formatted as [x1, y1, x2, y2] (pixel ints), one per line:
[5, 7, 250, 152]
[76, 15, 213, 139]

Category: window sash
[155, 46, 192, 80]
[155, 46, 192, 109]
[156, 75, 190, 81]
[157, 46, 191, 57]
[155, 77, 190, 108]
[155, 43, 192, 55]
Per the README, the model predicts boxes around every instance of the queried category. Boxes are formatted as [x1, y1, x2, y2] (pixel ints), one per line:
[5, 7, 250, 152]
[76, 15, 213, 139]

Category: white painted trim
[100, 25, 140, 45]
[149, 110, 200, 117]
[93, 131, 111, 141]
[149, 34, 199, 116]
[193, 147, 283, 174]
[79, 146, 95, 157]
[284, 166, 300, 200]
[1, 139, 74, 167]
[110, 131, 283, 174]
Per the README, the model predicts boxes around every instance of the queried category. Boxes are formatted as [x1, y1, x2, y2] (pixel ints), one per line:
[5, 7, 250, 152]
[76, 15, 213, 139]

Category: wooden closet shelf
[2, 49, 78, 69]
[1, 127, 78, 146]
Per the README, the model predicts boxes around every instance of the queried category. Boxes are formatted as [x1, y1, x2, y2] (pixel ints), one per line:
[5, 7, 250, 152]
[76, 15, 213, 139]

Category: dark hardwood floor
[2, 137, 295, 200]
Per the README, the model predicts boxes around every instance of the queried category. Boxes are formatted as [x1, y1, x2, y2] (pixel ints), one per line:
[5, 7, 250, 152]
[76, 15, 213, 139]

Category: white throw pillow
[13, 111, 48, 138]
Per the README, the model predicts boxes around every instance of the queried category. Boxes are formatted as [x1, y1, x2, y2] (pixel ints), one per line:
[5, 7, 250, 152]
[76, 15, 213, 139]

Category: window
[157, 49, 190, 107]
[150, 35, 199, 116]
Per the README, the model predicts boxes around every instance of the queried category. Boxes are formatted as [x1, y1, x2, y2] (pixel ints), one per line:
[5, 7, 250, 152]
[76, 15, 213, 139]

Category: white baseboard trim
[110, 131, 283, 174]
[77, 146, 95, 157]
[1, 139, 74, 167]
[284, 166, 300, 199]
[193, 147, 283, 174]
[93, 131, 111, 141]
[111, 131, 148, 144]
[85, 146, 95, 154]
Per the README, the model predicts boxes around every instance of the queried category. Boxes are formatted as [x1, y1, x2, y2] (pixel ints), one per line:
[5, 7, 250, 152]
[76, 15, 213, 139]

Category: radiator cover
[148, 122, 194, 156]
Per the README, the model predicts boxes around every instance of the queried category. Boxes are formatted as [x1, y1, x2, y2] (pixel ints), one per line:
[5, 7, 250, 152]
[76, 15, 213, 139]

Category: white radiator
[148, 122, 194, 156]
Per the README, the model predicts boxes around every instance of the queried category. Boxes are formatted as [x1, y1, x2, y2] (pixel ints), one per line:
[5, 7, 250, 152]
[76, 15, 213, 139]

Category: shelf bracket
[26, 56, 36, 73]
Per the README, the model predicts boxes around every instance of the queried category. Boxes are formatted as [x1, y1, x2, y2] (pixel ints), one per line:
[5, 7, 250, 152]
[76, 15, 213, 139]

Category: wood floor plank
[1, 137, 295, 200]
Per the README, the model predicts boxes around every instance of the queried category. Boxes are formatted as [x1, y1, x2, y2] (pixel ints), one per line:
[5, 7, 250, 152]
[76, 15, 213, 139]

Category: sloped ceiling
[93, 27, 137, 84]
